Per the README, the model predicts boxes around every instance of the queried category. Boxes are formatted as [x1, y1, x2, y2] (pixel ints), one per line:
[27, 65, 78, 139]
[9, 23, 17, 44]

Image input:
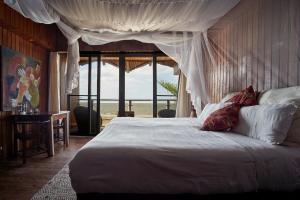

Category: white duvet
[69, 117, 300, 194]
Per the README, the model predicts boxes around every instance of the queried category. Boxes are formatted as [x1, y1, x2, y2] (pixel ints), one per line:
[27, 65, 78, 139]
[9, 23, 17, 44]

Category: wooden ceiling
[79, 39, 160, 52]
[79, 56, 177, 72]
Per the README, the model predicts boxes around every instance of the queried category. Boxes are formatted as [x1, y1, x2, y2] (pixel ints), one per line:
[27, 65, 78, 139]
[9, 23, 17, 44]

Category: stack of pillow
[199, 86, 299, 145]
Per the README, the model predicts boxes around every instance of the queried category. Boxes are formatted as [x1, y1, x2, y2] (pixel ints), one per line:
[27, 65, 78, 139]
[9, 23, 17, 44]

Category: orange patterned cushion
[226, 86, 257, 106]
[201, 103, 241, 131]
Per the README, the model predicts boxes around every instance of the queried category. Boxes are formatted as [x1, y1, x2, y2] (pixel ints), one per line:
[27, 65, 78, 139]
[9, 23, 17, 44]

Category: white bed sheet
[69, 117, 300, 194]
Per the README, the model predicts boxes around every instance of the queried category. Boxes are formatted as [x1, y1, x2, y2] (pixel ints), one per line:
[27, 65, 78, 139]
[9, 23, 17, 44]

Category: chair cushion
[158, 109, 176, 118]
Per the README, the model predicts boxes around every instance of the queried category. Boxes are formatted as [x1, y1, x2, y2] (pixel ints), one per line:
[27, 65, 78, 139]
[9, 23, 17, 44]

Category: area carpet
[31, 165, 299, 200]
[31, 165, 76, 200]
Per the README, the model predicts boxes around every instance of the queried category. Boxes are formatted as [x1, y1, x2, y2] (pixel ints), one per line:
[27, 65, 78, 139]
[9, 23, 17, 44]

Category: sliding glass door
[125, 56, 153, 118]
[156, 56, 179, 117]
[68, 52, 178, 135]
[100, 55, 119, 127]
[68, 55, 101, 136]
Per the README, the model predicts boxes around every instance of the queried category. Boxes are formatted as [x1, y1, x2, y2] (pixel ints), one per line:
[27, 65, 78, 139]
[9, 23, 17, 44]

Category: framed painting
[0, 46, 41, 111]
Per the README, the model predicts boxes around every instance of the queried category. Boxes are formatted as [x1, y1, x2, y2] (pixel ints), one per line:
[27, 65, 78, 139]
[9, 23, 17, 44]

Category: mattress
[69, 117, 300, 194]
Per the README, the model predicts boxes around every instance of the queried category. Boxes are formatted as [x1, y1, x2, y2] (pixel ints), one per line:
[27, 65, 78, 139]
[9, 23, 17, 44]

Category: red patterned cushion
[201, 103, 241, 131]
[226, 86, 257, 106]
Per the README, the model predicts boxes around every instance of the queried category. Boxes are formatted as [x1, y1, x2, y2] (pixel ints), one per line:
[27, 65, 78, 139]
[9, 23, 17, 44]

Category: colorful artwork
[1, 46, 41, 111]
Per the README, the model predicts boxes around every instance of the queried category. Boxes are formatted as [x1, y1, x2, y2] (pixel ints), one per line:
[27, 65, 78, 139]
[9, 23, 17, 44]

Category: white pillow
[285, 108, 300, 143]
[220, 92, 239, 103]
[258, 86, 300, 104]
[258, 86, 300, 143]
[233, 104, 297, 144]
[198, 103, 232, 123]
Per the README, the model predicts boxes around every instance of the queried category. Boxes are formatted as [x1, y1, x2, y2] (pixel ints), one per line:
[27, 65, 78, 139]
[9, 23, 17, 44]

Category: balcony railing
[67, 95, 177, 117]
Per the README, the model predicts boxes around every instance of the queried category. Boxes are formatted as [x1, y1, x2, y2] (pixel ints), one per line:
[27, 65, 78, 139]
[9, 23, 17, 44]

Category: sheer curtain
[176, 72, 191, 117]
[48, 52, 60, 112]
[5, 0, 240, 114]
[48, 52, 68, 112]
[59, 53, 68, 111]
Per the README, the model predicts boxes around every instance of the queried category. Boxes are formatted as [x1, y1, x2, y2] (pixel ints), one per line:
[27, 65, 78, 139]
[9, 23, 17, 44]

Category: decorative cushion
[198, 103, 232, 122]
[233, 104, 297, 144]
[226, 86, 257, 106]
[258, 86, 300, 144]
[201, 103, 241, 131]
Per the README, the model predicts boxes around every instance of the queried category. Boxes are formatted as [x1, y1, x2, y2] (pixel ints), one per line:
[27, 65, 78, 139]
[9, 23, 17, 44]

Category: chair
[73, 106, 102, 135]
[53, 120, 64, 143]
[125, 111, 135, 117]
[158, 109, 176, 118]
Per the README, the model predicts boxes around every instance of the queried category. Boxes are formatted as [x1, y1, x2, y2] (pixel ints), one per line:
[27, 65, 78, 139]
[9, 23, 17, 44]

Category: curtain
[176, 72, 191, 117]
[5, 0, 240, 115]
[48, 52, 68, 112]
[48, 52, 60, 112]
[59, 53, 68, 111]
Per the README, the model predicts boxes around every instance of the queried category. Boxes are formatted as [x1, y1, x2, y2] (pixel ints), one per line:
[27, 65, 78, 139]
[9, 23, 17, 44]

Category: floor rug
[31, 165, 76, 200]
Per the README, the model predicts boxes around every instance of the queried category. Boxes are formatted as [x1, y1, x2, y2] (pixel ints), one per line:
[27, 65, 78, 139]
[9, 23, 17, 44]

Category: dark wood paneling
[0, 1, 66, 159]
[206, 0, 300, 102]
[0, 112, 11, 160]
[0, 1, 66, 50]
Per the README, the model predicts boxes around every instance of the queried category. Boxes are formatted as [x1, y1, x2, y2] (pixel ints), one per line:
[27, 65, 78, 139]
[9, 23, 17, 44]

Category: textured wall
[205, 0, 300, 102]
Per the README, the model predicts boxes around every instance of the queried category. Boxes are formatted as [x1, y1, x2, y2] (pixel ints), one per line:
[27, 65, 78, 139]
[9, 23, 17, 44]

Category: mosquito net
[4, 0, 241, 114]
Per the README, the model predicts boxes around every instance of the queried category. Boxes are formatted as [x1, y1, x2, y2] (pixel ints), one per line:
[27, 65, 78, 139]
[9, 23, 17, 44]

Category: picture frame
[0, 46, 41, 111]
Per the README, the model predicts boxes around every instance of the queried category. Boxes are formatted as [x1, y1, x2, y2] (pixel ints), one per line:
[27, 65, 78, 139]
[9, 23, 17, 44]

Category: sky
[79, 61, 178, 100]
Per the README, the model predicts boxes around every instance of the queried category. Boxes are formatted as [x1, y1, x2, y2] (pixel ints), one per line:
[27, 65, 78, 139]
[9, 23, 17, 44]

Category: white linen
[233, 104, 297, 144]
[258, 86, 300, 105]
[258, 86, 300, 144]
[4, 0, 240, 114]
[69, 117, 300, 194]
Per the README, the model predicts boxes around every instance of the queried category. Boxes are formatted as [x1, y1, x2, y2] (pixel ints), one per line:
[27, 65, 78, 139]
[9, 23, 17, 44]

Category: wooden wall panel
[0, 112, 11, 159]
[0, 1, 67, 159]
[206, 0, 300, 102]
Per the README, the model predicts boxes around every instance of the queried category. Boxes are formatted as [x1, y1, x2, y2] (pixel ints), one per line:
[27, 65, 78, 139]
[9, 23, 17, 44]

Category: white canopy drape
[4, 0, 240, 114]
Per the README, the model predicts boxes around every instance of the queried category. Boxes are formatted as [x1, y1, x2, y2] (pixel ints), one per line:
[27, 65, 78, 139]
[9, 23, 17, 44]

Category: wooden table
[11, 111, 70, 157]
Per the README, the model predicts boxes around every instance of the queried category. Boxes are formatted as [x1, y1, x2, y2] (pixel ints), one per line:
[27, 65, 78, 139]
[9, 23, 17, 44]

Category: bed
[69, 117, 300, 196]
[69, 86, 300, 198]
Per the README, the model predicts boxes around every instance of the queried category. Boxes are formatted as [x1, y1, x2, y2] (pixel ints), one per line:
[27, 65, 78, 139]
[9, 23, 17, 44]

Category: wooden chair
[53, 120, 64, 143]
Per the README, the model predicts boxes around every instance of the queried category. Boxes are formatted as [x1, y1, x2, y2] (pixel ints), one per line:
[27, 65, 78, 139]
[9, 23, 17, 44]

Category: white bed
[69, 117, 300, 195]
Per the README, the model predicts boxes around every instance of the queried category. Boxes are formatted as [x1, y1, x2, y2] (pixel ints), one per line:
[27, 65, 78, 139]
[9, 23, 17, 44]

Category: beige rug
[31, 165, 76, 200]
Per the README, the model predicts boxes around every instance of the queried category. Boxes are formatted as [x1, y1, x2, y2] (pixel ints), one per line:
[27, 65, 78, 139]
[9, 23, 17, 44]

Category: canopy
[4, 0, 240, 114]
